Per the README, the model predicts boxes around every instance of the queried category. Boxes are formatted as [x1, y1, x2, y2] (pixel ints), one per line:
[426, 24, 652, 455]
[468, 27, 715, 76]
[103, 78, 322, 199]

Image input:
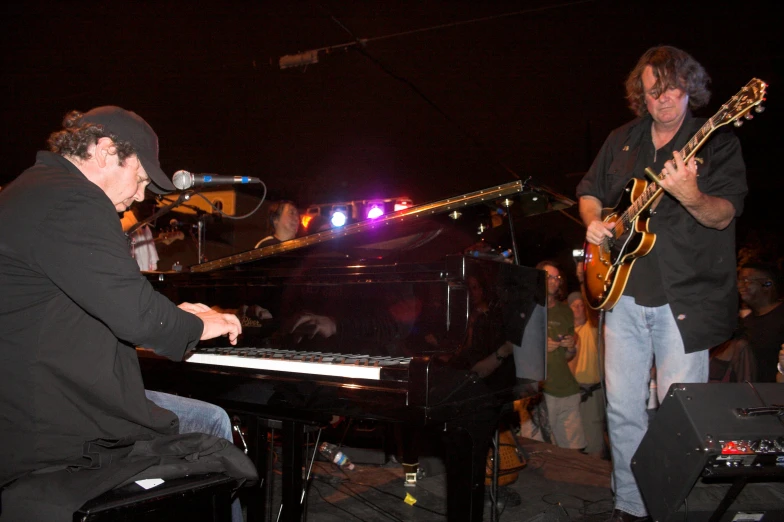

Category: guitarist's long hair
[625, 45, 712, 118]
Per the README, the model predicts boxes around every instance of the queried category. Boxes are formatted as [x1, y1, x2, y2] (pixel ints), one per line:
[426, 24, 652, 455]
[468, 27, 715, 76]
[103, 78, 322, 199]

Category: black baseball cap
[80, 106, 176, 194]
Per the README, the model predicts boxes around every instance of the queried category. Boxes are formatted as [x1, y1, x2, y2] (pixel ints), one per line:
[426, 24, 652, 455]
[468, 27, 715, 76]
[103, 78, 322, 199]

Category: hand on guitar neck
[652, 150, 700, 206]
[654, 150, 736, 230]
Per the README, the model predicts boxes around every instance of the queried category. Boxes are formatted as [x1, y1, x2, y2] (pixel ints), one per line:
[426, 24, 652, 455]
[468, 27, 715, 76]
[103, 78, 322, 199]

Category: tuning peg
[733, 120, 744, 127]
[755, 105, 765, 113]
[744, 113, 754, 120]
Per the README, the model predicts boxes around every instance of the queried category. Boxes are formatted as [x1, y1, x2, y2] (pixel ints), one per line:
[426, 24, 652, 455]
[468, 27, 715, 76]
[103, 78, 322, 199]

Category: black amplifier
[632, 383, 784, 522]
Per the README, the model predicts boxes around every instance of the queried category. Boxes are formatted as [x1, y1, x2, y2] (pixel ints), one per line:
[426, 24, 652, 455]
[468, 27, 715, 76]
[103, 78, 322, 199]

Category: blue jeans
[145, 390, 242, 522]
[604, 296, 708, 517]
[145, 390, 232, 439]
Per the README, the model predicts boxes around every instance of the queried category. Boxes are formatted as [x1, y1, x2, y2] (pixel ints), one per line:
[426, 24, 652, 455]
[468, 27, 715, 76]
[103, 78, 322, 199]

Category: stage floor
[258, 437, 614, 522]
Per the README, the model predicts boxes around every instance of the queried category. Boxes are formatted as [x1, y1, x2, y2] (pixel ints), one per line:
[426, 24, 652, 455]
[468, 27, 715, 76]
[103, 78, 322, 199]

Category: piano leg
[442, 407, 500, 522]
[242, 416, 309, 522]
[243, 415, 271, 522]
[280, 420, 305, 522]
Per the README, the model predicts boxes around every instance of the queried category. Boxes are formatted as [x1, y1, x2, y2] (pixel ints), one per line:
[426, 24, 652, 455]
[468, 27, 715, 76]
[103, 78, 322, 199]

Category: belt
[579, 382, 602, 402]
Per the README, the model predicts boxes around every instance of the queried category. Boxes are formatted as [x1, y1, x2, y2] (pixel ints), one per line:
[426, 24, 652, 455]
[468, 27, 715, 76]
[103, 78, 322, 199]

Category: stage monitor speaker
[631, 383, 784, 522]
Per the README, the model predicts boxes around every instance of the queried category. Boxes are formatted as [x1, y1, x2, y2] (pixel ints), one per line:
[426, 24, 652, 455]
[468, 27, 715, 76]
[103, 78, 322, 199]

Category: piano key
[185, 348, 411, 380]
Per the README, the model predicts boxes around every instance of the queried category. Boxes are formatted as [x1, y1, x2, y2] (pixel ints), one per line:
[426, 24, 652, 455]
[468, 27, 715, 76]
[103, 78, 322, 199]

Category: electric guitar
[153, 230, 185, 246]
[583, 78, 767, 311]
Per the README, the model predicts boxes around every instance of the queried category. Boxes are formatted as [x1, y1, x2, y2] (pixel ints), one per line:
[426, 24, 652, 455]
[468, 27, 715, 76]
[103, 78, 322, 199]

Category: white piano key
[185, 350, 412, 380]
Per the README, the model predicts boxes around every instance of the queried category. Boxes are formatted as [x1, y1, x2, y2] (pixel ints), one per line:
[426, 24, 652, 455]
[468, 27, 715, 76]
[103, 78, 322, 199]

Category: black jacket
[0, 151, 204, 482]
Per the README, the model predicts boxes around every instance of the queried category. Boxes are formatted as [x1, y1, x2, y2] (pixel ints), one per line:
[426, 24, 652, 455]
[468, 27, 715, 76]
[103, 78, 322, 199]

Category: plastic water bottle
[319, 442, 355, 470]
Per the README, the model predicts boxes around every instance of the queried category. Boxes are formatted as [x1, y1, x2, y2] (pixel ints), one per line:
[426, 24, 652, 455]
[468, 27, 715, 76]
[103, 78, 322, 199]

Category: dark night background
[1, 0, 780, 271]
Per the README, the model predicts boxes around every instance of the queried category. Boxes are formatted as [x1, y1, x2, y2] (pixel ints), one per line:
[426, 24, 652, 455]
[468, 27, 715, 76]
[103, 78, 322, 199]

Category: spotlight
[394, 199, 412, 212]
[301, 206, 321, 230]
[331, 206, 348, 227]
[366, 204, 384, 219]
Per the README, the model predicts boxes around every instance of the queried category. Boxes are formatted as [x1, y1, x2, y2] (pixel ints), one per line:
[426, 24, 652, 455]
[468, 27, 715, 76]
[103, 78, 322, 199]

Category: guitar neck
[618, 116, 720, 231]
[615, 77, 767, 233]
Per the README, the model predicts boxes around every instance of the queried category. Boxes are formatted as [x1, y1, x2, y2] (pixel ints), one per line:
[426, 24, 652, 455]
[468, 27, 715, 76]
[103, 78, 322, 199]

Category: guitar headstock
[155, 230, 185, 246]
[717, 78, 767, 128]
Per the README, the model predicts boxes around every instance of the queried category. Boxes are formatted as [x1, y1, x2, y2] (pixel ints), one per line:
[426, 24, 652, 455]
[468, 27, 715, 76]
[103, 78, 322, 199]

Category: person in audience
[120, 206, 160, 271]
[567, 291, 606, 458]
[536, 261, 585, 451]
[736, 261, 784, 382]
[255, 199, 300, 248]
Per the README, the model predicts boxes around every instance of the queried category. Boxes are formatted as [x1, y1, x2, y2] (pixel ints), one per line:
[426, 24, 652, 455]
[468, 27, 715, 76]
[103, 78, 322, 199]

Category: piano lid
[189, 180, 574, 273]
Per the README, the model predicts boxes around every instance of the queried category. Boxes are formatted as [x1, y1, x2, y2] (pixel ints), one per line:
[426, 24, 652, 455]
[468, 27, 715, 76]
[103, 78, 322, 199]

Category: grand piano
[139, 180, 563, 522]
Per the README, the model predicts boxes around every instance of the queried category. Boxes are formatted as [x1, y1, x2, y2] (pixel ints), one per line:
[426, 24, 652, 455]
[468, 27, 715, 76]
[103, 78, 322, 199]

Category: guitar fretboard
[619, 116, 715, 229]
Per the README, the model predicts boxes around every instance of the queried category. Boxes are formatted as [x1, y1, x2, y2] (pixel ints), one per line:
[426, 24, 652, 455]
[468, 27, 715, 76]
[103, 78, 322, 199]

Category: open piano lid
[189, 180, 574, 272]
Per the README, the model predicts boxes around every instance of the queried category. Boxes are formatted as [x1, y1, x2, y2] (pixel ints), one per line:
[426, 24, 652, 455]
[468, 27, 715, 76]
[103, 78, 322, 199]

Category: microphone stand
[125, 190, 195, 237]
[500, 196, 520, 266]
[194, 208, 208, 264]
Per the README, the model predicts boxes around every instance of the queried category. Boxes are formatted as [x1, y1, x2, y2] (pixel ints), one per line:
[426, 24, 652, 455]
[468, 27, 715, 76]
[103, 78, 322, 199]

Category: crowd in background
[516, 248, 783, 461]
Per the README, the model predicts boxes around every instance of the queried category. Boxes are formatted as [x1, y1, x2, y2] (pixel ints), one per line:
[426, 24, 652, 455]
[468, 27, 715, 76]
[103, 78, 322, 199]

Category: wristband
[778, 362, 783, 375]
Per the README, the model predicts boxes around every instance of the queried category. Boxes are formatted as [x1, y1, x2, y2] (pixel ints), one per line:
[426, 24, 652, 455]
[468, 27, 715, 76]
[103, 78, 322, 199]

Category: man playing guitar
[576, 46, 749, 522]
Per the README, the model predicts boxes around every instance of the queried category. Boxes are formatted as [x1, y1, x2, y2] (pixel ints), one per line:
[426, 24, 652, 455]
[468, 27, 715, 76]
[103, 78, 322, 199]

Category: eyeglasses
[547, 275, 562, 281]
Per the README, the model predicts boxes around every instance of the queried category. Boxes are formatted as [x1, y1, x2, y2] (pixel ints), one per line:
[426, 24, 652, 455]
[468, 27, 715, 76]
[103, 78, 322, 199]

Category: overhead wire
[316, 3, 522, 181]
[302, 1, 594, 56]
[306, 3, 593, 227]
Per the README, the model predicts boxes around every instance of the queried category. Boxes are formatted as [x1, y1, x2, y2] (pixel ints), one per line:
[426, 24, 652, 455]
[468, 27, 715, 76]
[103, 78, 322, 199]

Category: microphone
[172, 170, 262, 190]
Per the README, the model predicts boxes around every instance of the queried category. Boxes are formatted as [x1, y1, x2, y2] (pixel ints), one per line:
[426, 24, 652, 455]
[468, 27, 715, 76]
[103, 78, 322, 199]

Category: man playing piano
[0, 106, 252, 520]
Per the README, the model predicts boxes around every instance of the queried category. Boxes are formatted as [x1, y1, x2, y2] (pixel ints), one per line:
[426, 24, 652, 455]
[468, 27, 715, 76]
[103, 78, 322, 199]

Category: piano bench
[73, 473, 237, 522]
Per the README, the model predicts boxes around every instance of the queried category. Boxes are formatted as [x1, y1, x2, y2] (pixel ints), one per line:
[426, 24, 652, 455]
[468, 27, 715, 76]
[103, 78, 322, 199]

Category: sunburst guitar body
[583, 178, 656, 310]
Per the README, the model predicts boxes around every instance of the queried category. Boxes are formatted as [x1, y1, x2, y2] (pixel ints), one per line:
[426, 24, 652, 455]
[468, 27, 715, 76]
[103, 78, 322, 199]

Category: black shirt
[622, 122, 671, 306]
[577, 113, 748, 353]
[254, 235, 281, 248]
[740, 303, 784, 382]
[0, 152, 204, 483]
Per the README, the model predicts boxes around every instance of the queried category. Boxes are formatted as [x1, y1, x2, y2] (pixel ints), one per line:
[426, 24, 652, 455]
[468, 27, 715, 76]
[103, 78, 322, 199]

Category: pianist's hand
[178, 302, 211, 314]
[290, 313, 337, 341]
[179, 302, 242, 345]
